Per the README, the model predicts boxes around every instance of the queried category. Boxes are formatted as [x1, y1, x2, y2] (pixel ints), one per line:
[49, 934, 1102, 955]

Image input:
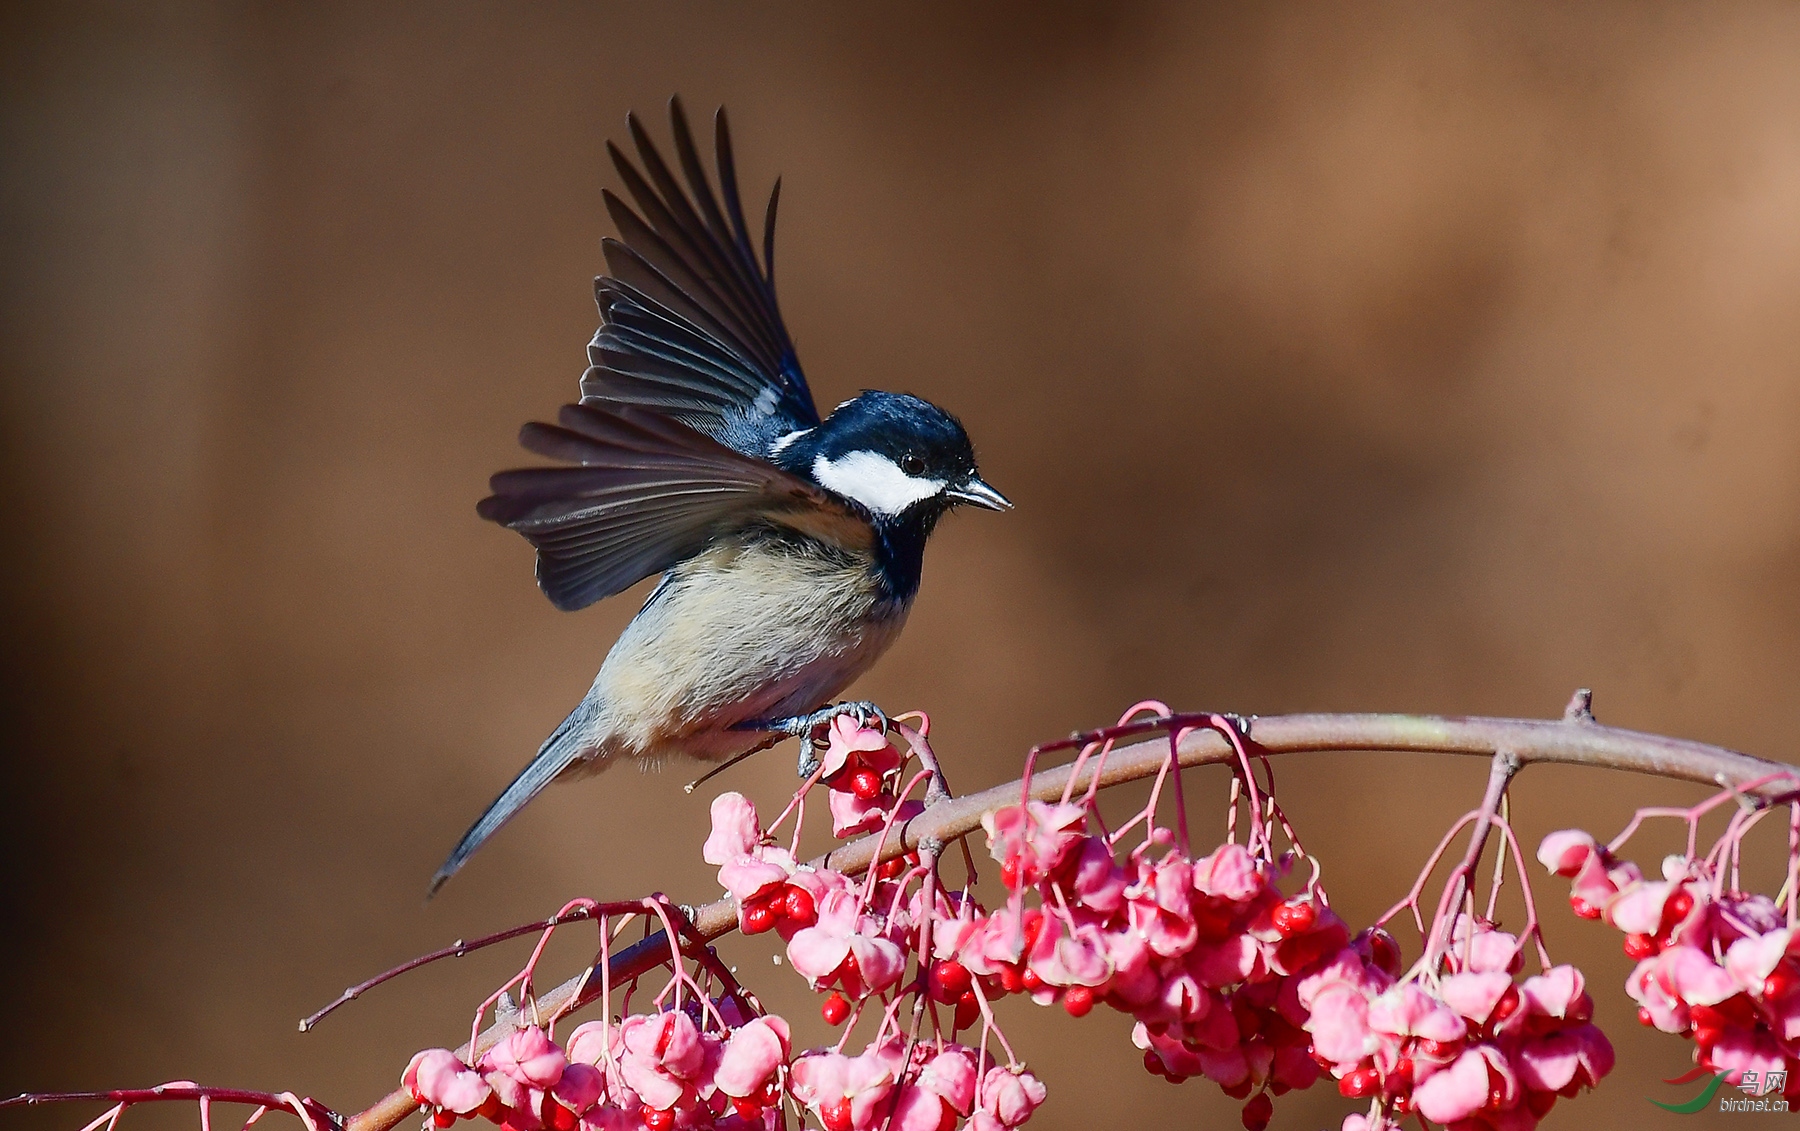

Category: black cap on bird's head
[774, 390, 1011, 526]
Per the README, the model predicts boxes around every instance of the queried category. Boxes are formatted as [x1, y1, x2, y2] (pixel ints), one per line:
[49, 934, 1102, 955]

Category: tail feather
[430, 699, 598, 896]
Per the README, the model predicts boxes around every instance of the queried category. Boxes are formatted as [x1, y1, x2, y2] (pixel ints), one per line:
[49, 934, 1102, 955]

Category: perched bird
[432, 100, 1009, 893]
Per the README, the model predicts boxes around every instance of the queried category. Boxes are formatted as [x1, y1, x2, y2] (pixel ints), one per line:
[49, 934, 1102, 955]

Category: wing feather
[580, 99, 818, 456]
[479, 404, 863, 611]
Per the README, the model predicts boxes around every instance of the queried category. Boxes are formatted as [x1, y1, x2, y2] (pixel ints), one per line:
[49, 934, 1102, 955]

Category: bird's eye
[899, 453, 926, 476]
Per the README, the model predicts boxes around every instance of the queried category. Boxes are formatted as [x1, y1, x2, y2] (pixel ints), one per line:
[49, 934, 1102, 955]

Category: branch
[1, 1087, 338, 1131]
[347, 700, 1795, 1131]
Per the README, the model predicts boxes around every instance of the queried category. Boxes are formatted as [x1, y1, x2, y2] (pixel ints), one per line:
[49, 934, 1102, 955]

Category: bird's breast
[589, 534, 910, 762]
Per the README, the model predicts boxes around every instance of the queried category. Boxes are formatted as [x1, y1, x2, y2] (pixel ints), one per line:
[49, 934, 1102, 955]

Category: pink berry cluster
[698, 716, 1048, 1131]
[705, 789, 916, 1008]
[1540, 821, 1800, 1100]
[1300, 913, 1613, 1130]
[945, 781, 1348, 1129]
[402, 1001, 790, 1131]
[788, 1039, 1043, 1131]
[395, 710, 1634, 1131]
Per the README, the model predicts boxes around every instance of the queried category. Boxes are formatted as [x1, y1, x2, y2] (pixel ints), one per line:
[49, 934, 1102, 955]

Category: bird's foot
[736, 701, 890, 778]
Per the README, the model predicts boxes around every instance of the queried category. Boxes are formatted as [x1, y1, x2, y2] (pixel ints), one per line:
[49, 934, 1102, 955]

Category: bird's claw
[745, 701, 890, 779]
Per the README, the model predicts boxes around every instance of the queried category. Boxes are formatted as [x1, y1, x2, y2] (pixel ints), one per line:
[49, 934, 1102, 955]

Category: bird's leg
[734, 701, 890, 778]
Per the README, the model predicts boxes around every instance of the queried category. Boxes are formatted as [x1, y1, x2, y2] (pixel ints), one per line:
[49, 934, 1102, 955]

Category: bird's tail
[429, 698, 599, 896]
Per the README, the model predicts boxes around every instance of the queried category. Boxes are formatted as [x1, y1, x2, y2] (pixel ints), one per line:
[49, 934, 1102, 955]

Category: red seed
[1568, 896, 1601, 919]
[1491, 985, 1522, 1022]
[1000, 858, 1022, 889]
[955, 990, 981, 1030]
[1240, 1093, 1273, 1131]
[1767, 966, 1798, 1001]
[1339, 1067, 1380, 1099]
[547, 1104, 576, 1131]
[1365, 928, 1403, 975]
[821, 991, 851, 1026]
[820, 1097, 854, 1131]
[743, 898, 779, 935]
[641, 1108, 674, 1131]
[1022, 913, 1047, 949]
[1661, 889, 1695, 933]
[783, 884, 817, 927]
[877, 856, 908, 880]
[757, 1080, 783, 1107]
[999, 965, 1025, 994]
[1063, 985, 1096, 1017]
[1271, 900, 1317, 938]
[1623, 932, 1659, 959]
[1020, 968, 1044, 993]
[850, 768, 884, 800]
[1221, 1078, 1253, 1100]
[929, 959, 973, 1004]
[431, 1113, 456, 1129]
[1637, 1006, 1654, 1026]
[731, 1098, 762, 1120]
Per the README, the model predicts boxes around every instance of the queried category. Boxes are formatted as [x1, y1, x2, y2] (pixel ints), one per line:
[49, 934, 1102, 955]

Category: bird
[430, 99, 1010, 894]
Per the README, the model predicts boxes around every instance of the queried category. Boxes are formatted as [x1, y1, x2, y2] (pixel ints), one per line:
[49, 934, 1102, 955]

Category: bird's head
[774, 391, 1010, 529]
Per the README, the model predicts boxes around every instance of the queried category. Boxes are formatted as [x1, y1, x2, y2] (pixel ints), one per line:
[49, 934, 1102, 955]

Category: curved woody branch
[347, 696, 1796, 1131]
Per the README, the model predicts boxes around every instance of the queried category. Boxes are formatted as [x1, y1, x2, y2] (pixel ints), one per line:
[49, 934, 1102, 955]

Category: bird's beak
[948, 476, 1013, 511]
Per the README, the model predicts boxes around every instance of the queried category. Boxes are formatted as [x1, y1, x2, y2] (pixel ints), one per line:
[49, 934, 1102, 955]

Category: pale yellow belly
[583, 539, 910, 766]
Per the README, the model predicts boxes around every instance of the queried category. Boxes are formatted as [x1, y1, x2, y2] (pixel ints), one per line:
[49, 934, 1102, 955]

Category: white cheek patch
[812, 451, 946, 516]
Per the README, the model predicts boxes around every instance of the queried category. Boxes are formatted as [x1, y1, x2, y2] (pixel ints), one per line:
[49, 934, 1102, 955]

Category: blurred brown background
[5, 3, 1800, 1129]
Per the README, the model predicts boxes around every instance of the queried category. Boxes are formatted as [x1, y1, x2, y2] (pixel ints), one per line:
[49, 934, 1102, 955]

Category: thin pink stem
[1377, 811, 1481, 932]
[300, 901, 637, 1032]
[861, 770, 935, 905]
[1069, 702, 1173, 808]
[767, 762, 830, 848]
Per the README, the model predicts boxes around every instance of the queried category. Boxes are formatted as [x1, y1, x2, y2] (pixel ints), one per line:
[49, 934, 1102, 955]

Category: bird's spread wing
[479, 403, 867, 611]
[581, 99, 819, 458]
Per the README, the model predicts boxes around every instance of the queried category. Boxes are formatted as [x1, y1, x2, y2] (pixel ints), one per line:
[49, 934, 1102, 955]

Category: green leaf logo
[1649, 1070, 1727, 1114]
